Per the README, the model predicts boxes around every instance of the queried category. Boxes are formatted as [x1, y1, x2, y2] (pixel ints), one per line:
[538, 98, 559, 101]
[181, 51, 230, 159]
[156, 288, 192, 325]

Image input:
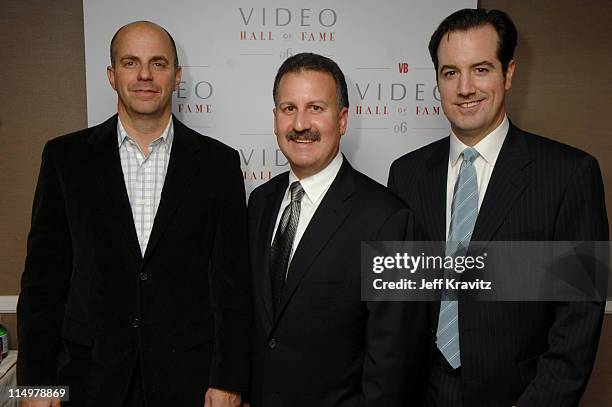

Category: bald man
[17, 21, 250, 407]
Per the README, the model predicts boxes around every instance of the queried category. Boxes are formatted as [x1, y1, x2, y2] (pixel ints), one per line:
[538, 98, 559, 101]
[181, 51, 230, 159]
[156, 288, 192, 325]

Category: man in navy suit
[388, 9, 608, 407]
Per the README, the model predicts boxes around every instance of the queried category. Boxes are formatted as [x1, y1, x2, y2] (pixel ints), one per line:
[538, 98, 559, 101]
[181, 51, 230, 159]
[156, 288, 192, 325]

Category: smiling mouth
[457, 99, 483, 108]
[133, 89, 159, 94]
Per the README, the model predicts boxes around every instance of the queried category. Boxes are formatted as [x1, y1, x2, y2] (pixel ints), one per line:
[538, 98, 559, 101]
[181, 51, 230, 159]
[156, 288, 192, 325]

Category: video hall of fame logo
[240, 147, 289, 182]
[353, 62, 441, 117]
[174, 79, 213, 114]
[238, 7, 337, 43]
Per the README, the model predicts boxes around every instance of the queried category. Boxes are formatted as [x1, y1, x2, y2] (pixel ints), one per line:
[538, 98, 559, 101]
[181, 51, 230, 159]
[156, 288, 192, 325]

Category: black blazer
[17, 115, 251, 406]
[388, 123, 608, 407]
[248, 158, 429, 407]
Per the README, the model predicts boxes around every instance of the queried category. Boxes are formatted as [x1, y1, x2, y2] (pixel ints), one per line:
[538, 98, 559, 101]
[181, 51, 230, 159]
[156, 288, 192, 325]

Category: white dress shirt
[271, 152, 343, 270]
[445, 116, 509, 239]
[117, 117, 174, 255]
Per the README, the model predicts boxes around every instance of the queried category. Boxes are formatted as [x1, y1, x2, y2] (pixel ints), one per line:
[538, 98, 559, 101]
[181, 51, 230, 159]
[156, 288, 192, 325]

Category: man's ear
[504, 60, 516, 91]
[174, 66, 182, 90]
[338, 106, 348, 136]
[107, 65, 116, 90]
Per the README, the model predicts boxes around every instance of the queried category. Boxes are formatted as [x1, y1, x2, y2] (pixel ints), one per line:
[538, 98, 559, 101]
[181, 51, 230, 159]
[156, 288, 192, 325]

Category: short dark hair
[273, 52, 349, 108]
[429, 8, 517, 75]
[110, 21, 179, 67]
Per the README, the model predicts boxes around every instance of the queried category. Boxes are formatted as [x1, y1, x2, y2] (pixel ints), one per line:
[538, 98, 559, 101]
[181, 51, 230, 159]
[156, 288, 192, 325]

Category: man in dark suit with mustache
[247, 52, 428, 407]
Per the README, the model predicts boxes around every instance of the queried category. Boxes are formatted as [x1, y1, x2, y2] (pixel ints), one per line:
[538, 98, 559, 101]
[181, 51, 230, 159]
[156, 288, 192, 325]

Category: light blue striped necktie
[437, 147, 479, 369]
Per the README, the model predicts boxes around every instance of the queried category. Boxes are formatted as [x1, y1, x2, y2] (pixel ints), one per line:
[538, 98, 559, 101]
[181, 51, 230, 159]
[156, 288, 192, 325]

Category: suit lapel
[471, 124, 532, 243]
[421, 139, 450, 325]
[423, 139, 449, 242]
[259, 175, 289, 325]
[273, 159, 355, 327]
[142, 117, 201, 264]
[424, 127, 532, 326]
[89, 115, 142, 262]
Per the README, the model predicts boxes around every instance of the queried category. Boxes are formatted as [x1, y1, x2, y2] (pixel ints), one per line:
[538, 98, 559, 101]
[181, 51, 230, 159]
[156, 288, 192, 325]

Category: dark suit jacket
[17, 115, 251, 406]
[248, 158, 429, 407]
[388, 123, 608, 407]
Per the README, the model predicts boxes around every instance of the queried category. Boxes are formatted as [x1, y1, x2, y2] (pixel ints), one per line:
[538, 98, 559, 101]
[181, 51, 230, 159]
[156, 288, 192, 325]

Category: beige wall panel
[0, 0, 87, 295]
[480, 0, 612, 233]
[480, 1, 612, 402]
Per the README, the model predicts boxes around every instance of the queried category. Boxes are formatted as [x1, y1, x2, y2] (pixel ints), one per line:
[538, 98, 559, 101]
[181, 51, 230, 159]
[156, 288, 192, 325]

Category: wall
[480, 1, 612, 403]
[0, 0, 610, 403]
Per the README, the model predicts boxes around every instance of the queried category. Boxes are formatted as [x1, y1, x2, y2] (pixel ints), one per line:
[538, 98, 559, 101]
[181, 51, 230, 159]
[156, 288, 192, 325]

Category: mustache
[286, 129, 321, 142]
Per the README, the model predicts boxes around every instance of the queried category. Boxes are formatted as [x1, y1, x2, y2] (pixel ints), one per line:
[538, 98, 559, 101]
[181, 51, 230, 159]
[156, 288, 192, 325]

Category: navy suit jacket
[248, 158, 429, 407]
[388, 123, 608, 407]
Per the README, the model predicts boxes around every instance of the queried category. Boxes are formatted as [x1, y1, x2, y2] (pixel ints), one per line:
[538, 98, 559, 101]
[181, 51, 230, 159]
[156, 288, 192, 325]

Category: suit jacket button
[268, 338, 277, 349]
[132, 318, 140, 328]
[139, 272, 149, 281]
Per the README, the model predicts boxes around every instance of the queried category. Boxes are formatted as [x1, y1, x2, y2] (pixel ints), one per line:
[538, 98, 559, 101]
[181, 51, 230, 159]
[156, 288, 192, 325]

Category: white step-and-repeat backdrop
[83, 1, 475, 193]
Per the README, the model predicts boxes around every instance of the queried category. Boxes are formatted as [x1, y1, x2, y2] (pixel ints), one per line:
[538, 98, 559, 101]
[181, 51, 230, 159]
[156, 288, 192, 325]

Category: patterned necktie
[437, 147, 479, 369]
[270, 181, 305, 315]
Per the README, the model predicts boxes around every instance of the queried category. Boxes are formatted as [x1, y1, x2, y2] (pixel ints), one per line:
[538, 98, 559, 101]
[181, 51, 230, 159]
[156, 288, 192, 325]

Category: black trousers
[59, 343, 146, 407]
[122, 359, 146, 407]
[426, 347, 463, 407]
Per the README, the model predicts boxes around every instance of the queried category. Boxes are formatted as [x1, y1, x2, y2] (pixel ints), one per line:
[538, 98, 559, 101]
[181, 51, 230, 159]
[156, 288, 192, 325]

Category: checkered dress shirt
[117, 117, 174, 255]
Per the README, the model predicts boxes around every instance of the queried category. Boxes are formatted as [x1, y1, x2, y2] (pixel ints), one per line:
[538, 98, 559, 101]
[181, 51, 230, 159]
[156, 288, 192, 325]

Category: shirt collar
[449, 115, 509, 168]
[117, 116, 174, 152]
[287, 151, 343, 204]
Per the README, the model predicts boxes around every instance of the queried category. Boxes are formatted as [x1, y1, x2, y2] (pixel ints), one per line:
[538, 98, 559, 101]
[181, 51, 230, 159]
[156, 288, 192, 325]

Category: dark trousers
[426, 347, 463, 407]
[60, 344, 146, 407]
[122, 358, 146, 407]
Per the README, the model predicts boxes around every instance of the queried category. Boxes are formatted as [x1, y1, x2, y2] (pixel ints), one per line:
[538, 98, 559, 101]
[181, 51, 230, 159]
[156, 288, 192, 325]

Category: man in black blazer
[247, 53, 428, 407]
[17, 21, 250, 407]
[388, 9, 608, 407]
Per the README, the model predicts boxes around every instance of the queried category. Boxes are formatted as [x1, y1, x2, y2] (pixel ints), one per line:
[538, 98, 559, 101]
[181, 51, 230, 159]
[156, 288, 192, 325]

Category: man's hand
[19, 399, 61, 407]
[203, 388, 241, 407]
